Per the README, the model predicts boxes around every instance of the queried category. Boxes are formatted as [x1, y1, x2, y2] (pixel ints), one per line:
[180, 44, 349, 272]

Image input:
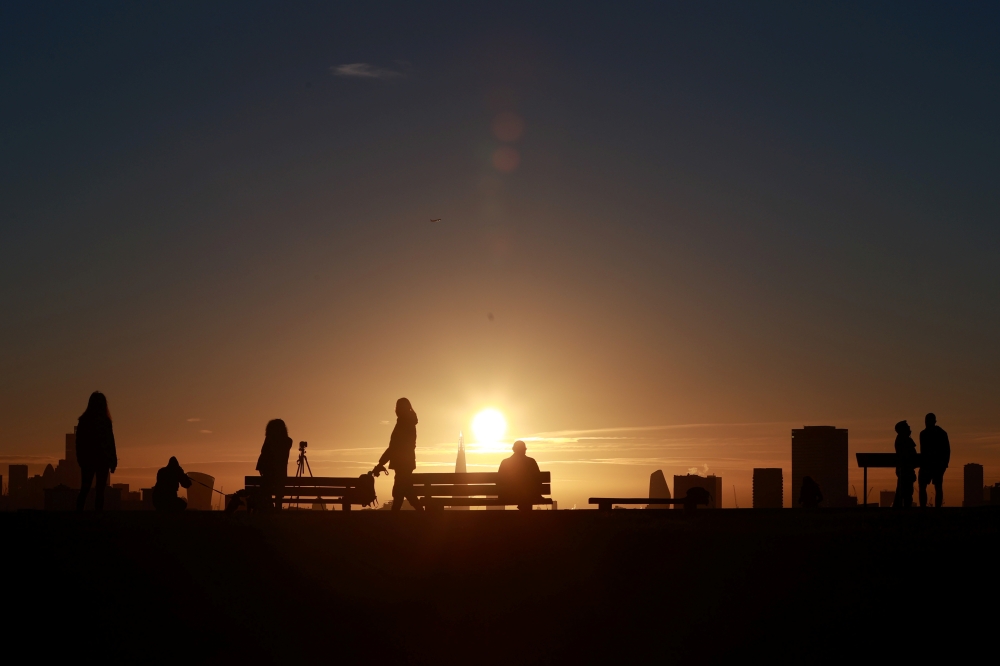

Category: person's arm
[178, 467, 193, 488]
[943, 431, 951, 468]
[108, 426, 118, 473]
[378, 446, 392, 467]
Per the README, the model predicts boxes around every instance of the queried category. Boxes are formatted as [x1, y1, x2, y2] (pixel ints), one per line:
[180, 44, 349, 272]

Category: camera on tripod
[298, 440, 308, 452]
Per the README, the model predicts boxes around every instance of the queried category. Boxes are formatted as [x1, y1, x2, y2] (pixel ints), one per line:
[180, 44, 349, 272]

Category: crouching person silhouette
[799, 476, 823, 508]
[375, 398, 423, 511]
[152, 457, 192, 512]
[256, 419, 293, 511]
[498, 440, 543, 511]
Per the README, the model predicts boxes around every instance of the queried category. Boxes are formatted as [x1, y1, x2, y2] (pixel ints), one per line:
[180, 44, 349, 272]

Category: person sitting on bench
[152, 457, 193, 512]
[498, 440, 542, 511]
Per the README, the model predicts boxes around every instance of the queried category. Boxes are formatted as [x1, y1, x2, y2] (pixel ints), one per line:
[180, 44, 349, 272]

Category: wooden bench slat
[411, 472, 550, 484]
[245, 476, 361, 488]
[424, 497, 554, 507]
[414, 484, 550, 497]
[588, 498, 682, 504]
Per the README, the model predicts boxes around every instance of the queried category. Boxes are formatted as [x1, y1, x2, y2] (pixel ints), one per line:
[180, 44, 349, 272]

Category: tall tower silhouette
[454, 432, 469, 510]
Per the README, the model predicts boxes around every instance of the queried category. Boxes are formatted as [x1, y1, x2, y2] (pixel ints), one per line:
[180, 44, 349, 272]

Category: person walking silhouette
[919, 413, 950, 507]
[374, 398, 423, 511]
[75, 392, 118, 511]
[892, 420, 917, 508]
[256, 419, 293, 511]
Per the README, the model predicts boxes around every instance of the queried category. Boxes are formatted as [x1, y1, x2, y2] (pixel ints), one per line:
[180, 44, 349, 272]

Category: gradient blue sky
[2, 2, 999, 507]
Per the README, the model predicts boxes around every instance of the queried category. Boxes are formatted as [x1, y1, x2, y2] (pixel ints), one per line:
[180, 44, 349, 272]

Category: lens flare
[472, 409, 507, 443]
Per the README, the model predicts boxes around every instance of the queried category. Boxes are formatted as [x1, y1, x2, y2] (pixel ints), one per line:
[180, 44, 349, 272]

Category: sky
[2, 2, 999, 508]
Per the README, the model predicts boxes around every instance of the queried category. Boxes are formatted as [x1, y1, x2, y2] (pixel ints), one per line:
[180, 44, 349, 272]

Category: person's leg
[176, 497, 188, 512]
[391, 472, 404, 511]
[77, 468, 95, 511]
[934, 474, 944, 507]
[274, 482, 284, 511]
[94, 468, 108, 511]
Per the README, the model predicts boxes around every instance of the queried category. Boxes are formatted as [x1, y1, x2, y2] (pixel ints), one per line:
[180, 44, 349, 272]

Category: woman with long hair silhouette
[256, 419, 293, 510]
[376, 398, 423, 511]
[75, 391, 118, 511]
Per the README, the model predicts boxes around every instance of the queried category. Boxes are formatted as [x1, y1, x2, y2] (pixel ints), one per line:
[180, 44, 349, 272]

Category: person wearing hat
[152, 457, 193, 512]
[497, 440, 542, 511]
[892, 420, 917, 508]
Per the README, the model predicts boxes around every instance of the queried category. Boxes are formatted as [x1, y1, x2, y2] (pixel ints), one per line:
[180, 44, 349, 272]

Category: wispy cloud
[199, 430, 212, 434]
[331, 63, 401, 79]
[186, 418, 201, 422]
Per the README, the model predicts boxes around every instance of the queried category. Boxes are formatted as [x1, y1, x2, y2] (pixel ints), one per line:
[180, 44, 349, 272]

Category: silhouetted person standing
[892, 420, 917, 508]
[152, 457, 192, 512]
[497, 440, 542, 511]
[799, 476, 823, 508]
[919, 413, 950, 507]
[376, 398, 423, 511]
[75, 392, 118, 511]
[256, 419, 293, 510]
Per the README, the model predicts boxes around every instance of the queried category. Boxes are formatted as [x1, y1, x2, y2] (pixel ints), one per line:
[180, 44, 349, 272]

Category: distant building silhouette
[988, 483, 1000, 506]
[112, 483, 141, 503]
[879, 490, 895, 507]
[9, 464, 27, 495]
[52, 429, 82, 488]
[752, 468, 782, 508]
[454, 432, 469, 510]
[646, 470, 671, 509]
[673, 474, 722, 509]
[791, 426, 848, 508]
[963, 463, 984, 507]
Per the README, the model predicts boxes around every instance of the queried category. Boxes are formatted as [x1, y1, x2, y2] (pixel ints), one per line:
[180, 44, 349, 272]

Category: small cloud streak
[199, 430, 212, 434]
[331, 63, 401, 79]
[187, 418, 201, 422]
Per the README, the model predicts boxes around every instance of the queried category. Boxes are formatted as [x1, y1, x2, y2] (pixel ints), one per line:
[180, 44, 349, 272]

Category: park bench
[590, 488, 711, 511]
[411, 471, 553, 510]
[243, 476, 370, 510]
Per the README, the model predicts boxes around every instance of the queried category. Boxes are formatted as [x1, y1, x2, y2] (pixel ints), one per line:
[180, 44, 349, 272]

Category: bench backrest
[244, 476, 362, 498]
[410, 472, 551, 498]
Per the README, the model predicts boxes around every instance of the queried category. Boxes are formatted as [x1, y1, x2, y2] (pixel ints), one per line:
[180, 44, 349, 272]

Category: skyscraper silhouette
[8, 465, 28, 495]
[752, 468, 782, 508]
[791, 426, 848, 508]
[963, 463, 984, 507]
[454, 432, 469, 510]
[646, 470, 671, 509]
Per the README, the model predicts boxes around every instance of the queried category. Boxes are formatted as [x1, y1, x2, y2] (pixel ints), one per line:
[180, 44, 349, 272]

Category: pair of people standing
[893, 413, 951, 508]
[251, 399, 421, 512]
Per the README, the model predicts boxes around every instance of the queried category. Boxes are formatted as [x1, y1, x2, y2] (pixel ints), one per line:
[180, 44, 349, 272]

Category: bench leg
[342, 502, 351, 511]
[598, 501, 612, 512]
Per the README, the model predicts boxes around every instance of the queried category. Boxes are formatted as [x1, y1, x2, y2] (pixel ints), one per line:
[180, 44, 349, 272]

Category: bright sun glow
[472, 409, 507, 444]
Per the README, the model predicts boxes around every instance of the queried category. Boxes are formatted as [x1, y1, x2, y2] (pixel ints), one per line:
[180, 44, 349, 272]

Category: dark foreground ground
[6, 508, 996, 664]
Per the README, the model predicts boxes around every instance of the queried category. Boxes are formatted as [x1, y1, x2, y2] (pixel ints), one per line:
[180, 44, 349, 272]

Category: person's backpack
[353, 472, 378, 508]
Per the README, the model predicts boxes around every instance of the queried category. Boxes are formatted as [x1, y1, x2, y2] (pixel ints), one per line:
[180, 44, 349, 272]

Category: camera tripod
[291, 440, 313, 509]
